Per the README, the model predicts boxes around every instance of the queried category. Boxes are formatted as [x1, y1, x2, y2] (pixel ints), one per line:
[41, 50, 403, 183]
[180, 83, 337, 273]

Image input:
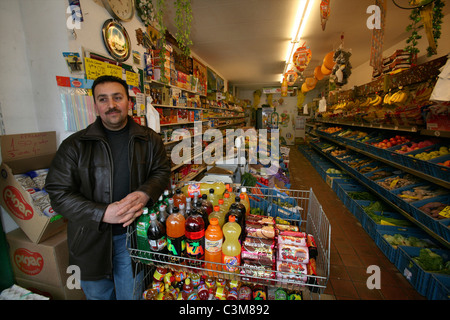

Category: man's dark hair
[91, 75, 130, 102]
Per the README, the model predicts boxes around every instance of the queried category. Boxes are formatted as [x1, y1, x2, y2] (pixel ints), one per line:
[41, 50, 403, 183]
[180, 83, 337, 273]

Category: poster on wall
[192, 58, 207, 96]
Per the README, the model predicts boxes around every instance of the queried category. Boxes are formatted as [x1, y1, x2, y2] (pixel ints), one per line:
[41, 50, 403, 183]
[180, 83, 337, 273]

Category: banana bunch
[360, 95, 382, 107]
[414, 84, 433, 102]
[386, 90, 409, 105]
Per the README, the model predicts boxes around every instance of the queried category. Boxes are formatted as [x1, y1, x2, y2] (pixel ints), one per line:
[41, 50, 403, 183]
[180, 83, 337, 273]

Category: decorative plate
[102, 19, 131, 62]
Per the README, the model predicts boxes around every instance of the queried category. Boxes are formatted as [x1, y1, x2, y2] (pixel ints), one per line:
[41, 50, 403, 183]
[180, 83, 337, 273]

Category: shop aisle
[288, 145, 425, 300]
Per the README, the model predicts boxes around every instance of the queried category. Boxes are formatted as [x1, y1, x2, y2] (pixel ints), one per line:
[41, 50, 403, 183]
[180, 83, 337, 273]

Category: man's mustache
[106, 107, 121, 115]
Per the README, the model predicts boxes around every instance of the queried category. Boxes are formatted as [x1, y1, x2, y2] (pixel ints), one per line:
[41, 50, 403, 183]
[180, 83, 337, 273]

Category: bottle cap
[229, 215, 236, 222]
[210, 217, 219, 225]
[214, 205, 220, 211]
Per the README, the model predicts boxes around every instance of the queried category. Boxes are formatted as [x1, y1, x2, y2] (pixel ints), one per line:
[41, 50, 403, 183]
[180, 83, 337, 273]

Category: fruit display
[322, 126, 342, 134]
[408, 146, 449, 161]
[371, 135, 410, 149]
[395, 139, 436, 154]
[382, 233, 437, 250]
[437, 160, 450, 167]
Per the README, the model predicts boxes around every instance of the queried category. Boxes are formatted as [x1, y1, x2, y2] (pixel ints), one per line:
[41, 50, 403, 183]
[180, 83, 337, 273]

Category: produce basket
[427, 273, 450, 300]
[375, 225, 440, 265]
[126, 184, 331, 298]
[396, 246, 450, 297]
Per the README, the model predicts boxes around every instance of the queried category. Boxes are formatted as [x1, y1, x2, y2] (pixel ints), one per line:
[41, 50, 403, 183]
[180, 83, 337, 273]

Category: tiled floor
[288, 145, 425, 300]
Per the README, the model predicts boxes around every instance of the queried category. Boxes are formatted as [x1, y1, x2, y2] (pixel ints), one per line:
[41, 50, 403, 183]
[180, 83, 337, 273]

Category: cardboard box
[16, 277, 85, 300]
[7, 227, 69, 288]
[0, 132, 66, 243]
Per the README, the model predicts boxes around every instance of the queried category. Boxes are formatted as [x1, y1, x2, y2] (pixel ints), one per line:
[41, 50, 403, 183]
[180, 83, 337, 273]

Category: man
[45, 75, 171, 300]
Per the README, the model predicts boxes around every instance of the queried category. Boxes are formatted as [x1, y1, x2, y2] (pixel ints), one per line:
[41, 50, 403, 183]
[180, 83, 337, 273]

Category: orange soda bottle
[205, 217, 223, 276]
[222, 215, 241, 273]
[166, 207, 186, 261]
[173, 188, 187, 208]
[239, 187, 250, 216]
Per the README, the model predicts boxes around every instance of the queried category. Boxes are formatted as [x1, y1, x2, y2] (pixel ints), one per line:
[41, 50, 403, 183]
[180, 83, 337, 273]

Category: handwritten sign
[1, 132, 56, 162]
[84, 58, 106, 80]
[126, 70, 139, 87]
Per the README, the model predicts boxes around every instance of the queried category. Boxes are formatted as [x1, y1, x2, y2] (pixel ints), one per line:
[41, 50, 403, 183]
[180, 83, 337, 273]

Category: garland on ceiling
[174, 0, 193, 57]
[405, 0, 445, 57]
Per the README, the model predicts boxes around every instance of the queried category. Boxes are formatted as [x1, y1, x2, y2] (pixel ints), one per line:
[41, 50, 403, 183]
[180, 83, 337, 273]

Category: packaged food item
[276, 260, 308, 282]
[275, 288, 288, 300]
[275, 223, 299, 234]
[242, 236, 275, 249]
[277, 233, 307, 246]
[27, 169, 49, 190]
[30, 190, 55, 217]
[240, 261, 276, 281]
[278, 243, 309, 264]
[238, 286, 252, 300]
[241, 238, 275, 266]
[306, 234, 318, 258]
[245, 222, 275, 239]
[246, 214, 275, 225]
[14, 173, 38, 189]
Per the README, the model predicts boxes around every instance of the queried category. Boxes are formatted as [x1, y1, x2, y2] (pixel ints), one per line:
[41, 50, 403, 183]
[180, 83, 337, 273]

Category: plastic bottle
[208, 188, 219, 206]
[222, 215, 241, 273]
[209, 205, 225, 228]
[136, 207, 151, 259]
[222, 192, 234, 212]
[193, 200, 210, 229]
[173, 188, 187, 208]
[225, 196, 246, 240]
[185, 196, 192, 216]
[205, 217, 223, 276]
[181, 182, 226, 199]
[167, 198, 174, 215]
[239, 187, 250, 215]
[226, 184, 236, 201]
[200, 193, 213, 216]
[179, 202, 187, 218]
[158, 204, 168, 224]
[185, 206, 205, 264]
[166, 207, 186, 260]
[147, 212, 167, 254]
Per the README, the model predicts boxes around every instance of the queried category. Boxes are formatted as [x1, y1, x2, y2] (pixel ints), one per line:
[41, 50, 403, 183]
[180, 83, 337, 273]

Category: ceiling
[162, 0, 448, 91]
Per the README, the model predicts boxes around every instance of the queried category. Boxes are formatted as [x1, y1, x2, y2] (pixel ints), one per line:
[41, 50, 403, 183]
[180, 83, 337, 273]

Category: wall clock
[102, 19, 131, 62]
[102, 0, 135, 22]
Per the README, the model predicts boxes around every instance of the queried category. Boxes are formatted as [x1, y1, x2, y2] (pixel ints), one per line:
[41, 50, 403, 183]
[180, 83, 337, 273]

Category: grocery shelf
[309, 140, 450, 249]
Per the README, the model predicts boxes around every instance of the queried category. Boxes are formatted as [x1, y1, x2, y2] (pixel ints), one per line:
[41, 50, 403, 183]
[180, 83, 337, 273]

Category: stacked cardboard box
[0, 132, 84, 299]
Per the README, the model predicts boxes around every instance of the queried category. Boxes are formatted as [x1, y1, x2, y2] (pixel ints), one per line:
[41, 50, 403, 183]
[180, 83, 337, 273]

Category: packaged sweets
[277, 233, 307, 247]
[245, 222, 275, 239]
[30, 190, 56, 217]
[242, 236, 275, 249]
[241, 242, 275, 266]
[246, 214, 275, 225]
[276, 260, 307, 282]
[240, 261, 276, 281]
[27, 169, 49, 190]
[275, 223, 299, 234]
[14, 174, 38, 189]
[278, 243, 309, 264]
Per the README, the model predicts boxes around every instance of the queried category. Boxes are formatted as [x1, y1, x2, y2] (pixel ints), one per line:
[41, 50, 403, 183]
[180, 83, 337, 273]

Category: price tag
[439, 206, 450, 219]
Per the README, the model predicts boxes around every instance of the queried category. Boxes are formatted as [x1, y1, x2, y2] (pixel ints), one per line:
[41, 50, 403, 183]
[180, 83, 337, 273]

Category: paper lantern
[285, 69, 298, 86]
[314, 66, 324, 80]
[293, 46, 312, 69]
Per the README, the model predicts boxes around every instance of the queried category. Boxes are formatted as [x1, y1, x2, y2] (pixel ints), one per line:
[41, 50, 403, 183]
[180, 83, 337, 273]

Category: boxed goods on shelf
[396, 247, 450, 296]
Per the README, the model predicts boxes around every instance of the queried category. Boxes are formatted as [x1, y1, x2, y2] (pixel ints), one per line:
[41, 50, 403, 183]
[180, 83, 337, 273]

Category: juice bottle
[173, 188, 187, 208]
[222, 192, 234, 212]
[136, 207, 151, 260]
[201, 182, 226, 198]
[193, 201, 210, 229]
[166, 206, 186, 261]
[148, 212, 167, 254]
[179, 202, 187, 218]
[205, 217, 223, 276]
[209, 205, 225, 228]
[208, 188, 219, 206]
[185, 207, 205, 265]
[226, 184, 236, 201]
[222, 215, 241, 273]
[225, 197, 246, 241]
[239, 187, 250, 215]
[200, 194, 213, 216]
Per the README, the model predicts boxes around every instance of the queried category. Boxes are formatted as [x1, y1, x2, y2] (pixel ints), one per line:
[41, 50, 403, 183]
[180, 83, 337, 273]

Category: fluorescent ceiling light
[281, 0, 316, 81]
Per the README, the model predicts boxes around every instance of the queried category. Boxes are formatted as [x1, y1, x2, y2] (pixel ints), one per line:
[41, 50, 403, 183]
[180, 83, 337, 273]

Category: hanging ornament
[285, 69, 298, 86]
[281, 77, 288, 97]
[293, 44, 312, 72]
[320, 0, 331, 31]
